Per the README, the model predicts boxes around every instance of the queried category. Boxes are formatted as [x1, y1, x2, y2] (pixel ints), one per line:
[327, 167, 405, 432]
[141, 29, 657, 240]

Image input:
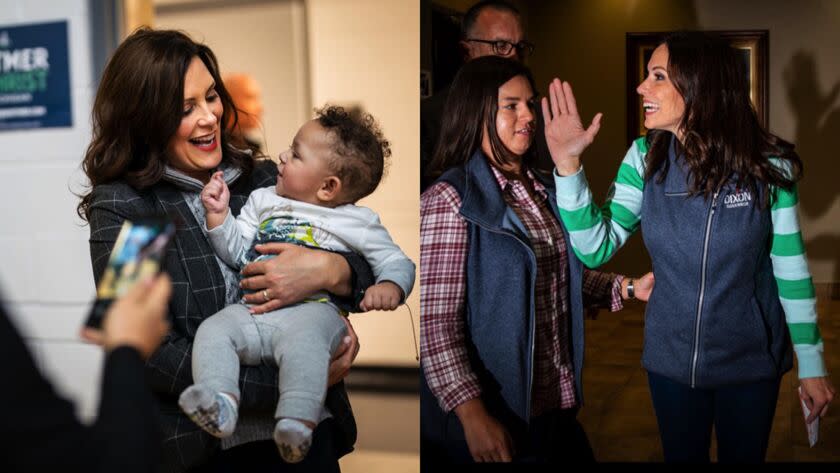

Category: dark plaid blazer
[87, 160, 371, 472]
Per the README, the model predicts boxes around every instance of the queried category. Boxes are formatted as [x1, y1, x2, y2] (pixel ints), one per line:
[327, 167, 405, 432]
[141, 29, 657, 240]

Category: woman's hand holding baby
[202, 171, 230, 229]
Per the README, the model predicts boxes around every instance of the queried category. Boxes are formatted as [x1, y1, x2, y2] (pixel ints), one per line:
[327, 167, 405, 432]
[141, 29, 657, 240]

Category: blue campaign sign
[0, 21, 72, 130]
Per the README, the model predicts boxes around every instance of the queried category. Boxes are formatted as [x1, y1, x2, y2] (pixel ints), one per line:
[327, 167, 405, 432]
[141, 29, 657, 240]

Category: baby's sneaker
[273, 418, 313, 463]
[178, 385, 238, 438]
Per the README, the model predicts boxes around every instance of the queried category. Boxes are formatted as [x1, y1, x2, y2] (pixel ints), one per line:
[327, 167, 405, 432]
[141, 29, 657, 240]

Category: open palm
[541, 79, 602, 173]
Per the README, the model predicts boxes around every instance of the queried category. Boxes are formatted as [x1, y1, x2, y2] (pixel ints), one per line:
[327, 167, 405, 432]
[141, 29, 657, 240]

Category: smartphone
[85, 216, 175, 329]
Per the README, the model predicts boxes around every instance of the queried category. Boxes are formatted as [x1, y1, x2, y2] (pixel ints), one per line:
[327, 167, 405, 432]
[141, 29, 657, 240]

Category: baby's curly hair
[315, 105, 391, 204]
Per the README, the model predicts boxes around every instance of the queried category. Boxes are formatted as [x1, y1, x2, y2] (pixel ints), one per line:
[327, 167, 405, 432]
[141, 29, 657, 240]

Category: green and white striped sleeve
[553, 137, 648, 268]
[769, 160, 826, 378]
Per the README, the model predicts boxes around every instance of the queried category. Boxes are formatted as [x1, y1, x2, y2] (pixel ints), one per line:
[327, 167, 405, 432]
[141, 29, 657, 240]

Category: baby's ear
[318, 176, 343, 203]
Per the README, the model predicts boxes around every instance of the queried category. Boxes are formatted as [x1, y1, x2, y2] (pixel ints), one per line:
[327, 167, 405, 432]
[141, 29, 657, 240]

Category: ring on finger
[262, 289, 270, 302]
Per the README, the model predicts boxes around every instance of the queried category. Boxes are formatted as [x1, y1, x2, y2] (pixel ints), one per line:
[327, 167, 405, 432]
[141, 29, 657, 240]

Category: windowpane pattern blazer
[87, 160, 372, 472]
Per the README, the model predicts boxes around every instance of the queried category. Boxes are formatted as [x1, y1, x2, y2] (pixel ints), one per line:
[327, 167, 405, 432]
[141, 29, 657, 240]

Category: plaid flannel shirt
[421, 165, 623, 416]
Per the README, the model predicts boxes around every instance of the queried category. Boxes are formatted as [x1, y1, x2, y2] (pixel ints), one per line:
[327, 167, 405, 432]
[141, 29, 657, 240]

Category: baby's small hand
[360, 282, 403, 312]
[201, 171, 230, 215]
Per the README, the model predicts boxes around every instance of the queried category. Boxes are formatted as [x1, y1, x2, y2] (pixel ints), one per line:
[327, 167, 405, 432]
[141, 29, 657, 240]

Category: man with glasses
[460, 2, 532, 62]
[421, 1, 536, 191]
[462, 38, 534, 60]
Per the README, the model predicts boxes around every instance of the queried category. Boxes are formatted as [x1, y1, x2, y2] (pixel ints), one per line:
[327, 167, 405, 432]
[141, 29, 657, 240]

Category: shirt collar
[162, 161, 243, 193]
[488, 164, 548, 201]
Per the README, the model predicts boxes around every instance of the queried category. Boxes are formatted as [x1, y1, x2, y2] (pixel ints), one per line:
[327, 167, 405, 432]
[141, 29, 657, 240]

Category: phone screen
[85, 217, 175, 328]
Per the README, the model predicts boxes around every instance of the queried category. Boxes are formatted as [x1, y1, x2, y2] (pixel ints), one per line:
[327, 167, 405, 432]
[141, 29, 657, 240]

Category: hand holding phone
[82, 273, 172, 358]
[85, 217, 175, 329]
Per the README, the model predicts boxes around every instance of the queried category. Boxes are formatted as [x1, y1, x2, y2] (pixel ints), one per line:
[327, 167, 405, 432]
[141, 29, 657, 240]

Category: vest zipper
[467, 219, 537, 421]
[690, 190, 720, 388]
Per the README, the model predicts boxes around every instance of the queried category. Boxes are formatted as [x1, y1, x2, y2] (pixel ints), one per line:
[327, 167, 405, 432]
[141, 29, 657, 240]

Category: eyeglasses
[464, 38, 535, 57]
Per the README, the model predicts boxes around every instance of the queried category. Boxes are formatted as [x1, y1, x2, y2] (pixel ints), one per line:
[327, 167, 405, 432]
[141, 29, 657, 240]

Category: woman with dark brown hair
[420, 55, 652, 465]
[547, 30, 834, 462]
[78, 28, 372, 472]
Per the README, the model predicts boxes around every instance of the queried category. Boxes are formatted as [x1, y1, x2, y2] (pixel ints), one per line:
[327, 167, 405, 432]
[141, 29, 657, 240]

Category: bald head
[224, 73, 263, 131]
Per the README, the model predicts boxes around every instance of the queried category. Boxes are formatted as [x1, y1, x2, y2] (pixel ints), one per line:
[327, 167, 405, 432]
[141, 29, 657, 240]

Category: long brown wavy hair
[644, 31, 802, 205]
[77, 27, 255, 221]
[425, 55, 538, 183]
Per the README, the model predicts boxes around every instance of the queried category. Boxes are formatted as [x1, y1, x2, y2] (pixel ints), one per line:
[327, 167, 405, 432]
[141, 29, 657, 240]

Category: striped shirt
[421, 164, 624, 415]
[553, 137, 826, 378]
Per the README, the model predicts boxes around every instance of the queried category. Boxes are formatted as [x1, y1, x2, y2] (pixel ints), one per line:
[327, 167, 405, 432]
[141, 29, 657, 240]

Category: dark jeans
[194, 418, 341, 473]
[421, 407, 594, 467]
[519, 408, 595, 463]
[647, 371, 780, 463]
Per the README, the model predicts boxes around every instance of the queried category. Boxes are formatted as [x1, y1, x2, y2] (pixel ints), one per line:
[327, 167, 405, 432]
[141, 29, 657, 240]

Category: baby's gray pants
[191, 302, 348, 423]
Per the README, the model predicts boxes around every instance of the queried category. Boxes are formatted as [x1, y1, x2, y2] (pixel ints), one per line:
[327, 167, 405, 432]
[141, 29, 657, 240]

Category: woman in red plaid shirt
[419, 56, 653, 465]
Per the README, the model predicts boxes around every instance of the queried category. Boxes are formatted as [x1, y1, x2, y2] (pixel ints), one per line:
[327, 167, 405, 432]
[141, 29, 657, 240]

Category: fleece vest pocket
[750, 296, 778, 368]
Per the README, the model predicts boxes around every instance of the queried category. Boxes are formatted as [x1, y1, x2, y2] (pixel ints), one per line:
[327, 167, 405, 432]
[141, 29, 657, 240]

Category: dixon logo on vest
[724, 189, 752, 209]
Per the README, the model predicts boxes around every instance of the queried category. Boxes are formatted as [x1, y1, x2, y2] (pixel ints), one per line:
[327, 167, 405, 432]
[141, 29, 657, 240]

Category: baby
[178, 105, 415, 463]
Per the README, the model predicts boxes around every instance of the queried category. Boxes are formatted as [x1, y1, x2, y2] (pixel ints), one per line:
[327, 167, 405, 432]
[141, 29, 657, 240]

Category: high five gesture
[541, 78, 602, 175]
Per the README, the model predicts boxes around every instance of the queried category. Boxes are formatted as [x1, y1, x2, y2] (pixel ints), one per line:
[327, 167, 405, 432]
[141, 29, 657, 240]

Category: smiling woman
[547, 30, 834, 464]
[76, 28, 254, 201]
[625, 30, 769, 144]
[636, 45, 685, 139]
[167, 57, 224, 183]
[76, 27, 375, 472]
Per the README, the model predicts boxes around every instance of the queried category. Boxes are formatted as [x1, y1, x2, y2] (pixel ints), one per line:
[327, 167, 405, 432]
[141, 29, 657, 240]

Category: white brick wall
[0, 0, 101, 422]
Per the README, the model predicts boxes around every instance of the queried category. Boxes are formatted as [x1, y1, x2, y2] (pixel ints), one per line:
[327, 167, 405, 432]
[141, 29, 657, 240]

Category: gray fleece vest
[640, 138, 793, 388]
[420, 153, 586, 450]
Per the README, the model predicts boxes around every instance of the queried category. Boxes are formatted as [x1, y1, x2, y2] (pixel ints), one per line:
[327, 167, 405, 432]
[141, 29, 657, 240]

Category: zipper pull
[709, 191, 720, 216]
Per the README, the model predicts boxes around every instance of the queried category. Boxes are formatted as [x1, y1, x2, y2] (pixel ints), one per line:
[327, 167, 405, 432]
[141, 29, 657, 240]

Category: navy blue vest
[640, 138, 793, 388]
[420, 153, 587, 451]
